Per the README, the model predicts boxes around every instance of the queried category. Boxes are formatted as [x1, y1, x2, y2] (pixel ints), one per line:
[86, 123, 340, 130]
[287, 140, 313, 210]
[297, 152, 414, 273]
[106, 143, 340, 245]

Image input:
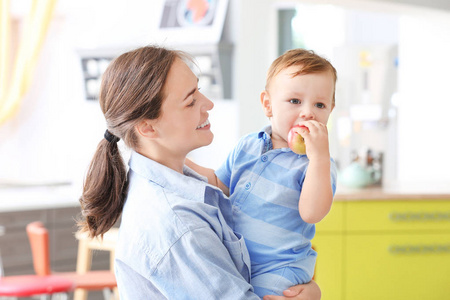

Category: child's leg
[251, 267, 311, 298]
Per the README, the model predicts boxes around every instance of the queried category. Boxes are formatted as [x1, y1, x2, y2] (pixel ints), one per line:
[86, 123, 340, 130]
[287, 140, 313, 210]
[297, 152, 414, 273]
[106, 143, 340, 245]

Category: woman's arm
[185, 158, 230, 196]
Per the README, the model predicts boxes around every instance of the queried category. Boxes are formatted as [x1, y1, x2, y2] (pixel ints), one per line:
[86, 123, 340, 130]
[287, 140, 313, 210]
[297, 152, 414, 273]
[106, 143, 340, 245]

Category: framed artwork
[156, 0, 229, 45]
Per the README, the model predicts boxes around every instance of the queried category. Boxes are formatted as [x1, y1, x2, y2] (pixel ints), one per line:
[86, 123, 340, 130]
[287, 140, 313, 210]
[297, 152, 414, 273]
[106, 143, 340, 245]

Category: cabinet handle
[389, 211, 450, 222]
[389, 244, 450, 255]
[0, 225, 5, 236]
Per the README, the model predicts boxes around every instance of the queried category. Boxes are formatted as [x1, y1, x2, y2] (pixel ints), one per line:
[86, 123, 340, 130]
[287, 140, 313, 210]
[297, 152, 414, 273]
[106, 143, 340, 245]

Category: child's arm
[185, 158, 230, 196]
[297, 121, 334, 224]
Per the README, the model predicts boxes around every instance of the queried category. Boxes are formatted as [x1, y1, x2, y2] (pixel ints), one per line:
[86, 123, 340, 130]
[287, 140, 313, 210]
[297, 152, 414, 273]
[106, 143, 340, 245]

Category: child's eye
[316, 103, 325, 108]
[290, 99, 301, 104]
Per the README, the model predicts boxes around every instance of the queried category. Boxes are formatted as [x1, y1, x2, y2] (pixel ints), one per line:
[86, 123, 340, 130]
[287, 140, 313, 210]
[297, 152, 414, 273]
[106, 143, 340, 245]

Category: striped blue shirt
[216, 126, 337, 295]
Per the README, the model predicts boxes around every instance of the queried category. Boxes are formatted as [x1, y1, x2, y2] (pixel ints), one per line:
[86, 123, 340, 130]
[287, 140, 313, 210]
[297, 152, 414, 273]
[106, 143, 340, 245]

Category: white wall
[397, 11, 450, 183]
[234, 0, 275, 136]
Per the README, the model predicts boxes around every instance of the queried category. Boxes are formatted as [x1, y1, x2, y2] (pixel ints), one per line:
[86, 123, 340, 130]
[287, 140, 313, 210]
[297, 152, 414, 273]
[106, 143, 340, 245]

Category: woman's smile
[196, 119, 211, 129]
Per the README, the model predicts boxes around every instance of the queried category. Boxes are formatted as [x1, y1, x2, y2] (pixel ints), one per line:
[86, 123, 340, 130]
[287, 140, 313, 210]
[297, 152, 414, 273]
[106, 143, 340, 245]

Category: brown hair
[266, 49, 337, 105]
[78, 46, 184, 238]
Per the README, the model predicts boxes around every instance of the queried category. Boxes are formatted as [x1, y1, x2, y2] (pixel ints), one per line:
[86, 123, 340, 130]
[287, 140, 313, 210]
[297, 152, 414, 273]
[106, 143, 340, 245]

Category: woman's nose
[201, 94, 214, 112]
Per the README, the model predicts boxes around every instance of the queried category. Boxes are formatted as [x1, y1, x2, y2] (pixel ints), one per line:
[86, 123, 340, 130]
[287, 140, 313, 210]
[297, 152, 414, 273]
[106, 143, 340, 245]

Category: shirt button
[261, 155, 268, 162]
[245, 182, 251, 190]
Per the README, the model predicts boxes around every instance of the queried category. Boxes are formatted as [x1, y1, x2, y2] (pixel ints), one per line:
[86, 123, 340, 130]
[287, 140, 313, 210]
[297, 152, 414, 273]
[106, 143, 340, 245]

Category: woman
[78, 46, 321, 300]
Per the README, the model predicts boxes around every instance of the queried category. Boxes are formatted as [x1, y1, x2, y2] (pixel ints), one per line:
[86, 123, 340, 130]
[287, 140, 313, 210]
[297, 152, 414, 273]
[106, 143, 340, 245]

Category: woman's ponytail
[77, 46, 180, 238]
[78, 136, 127, 238]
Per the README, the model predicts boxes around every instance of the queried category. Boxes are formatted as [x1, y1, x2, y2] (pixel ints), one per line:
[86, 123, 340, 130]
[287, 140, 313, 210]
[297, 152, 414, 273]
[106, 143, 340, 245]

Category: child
[187, 48, 337, 297]
[77, 46, 322, 299]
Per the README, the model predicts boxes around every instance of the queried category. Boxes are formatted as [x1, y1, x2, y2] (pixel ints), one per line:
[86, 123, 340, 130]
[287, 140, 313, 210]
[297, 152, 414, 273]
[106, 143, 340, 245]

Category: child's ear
[260, 90, 273, 117]
[135, 119, 158, 139]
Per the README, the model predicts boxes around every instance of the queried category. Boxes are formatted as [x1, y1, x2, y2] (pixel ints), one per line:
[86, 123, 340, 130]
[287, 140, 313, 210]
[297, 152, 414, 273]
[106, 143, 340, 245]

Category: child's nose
[299, 108, 314, 120]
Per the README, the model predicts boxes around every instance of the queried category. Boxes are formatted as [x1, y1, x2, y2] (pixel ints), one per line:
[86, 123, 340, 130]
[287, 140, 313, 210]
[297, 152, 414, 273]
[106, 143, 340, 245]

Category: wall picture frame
[156, 0, 229, 45]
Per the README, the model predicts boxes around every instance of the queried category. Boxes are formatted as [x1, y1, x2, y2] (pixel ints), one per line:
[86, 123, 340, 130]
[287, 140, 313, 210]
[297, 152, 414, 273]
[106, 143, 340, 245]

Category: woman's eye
[290, 99, 301, 104]
[187, 98, 197, 107]
[187, 87, 202, 107]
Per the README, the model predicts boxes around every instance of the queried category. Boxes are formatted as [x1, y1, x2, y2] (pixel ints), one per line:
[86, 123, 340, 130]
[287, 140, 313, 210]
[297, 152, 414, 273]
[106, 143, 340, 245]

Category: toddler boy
[188, 48, 337, 297]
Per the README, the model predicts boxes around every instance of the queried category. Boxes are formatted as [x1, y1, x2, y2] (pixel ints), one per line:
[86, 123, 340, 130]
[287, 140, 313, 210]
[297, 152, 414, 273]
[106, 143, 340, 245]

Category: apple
[288, 125, 308, 155]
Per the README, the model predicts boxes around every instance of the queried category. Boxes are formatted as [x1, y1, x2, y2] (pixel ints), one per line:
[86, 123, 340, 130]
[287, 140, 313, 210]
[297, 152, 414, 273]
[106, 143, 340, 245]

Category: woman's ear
[260, 90, 273, 117]
[135, 119, 158, 139]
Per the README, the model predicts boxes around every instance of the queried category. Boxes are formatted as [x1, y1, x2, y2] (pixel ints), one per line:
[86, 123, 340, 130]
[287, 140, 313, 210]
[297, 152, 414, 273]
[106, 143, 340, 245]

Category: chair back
[26, 222, 51, 276]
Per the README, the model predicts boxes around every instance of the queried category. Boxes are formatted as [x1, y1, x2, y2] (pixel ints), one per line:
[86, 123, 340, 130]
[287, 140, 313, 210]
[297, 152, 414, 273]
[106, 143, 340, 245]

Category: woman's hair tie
[104, 129, 120, 143]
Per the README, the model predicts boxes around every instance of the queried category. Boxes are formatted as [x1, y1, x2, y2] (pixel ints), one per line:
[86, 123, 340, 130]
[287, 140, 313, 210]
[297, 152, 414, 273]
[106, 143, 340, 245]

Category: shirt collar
[257, 125, 272, 139]
[257, 125, 273, 154]
[128, 151, 208, 202]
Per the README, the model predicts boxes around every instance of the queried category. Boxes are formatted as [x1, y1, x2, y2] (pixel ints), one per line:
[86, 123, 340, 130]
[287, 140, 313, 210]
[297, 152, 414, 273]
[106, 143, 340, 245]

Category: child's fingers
[298, 120, 324, 135]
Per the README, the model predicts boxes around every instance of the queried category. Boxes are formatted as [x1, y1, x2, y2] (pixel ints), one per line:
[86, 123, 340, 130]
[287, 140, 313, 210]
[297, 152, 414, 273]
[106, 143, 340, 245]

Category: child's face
[261, 65, 335, 149]
[154, 58, 214, 157]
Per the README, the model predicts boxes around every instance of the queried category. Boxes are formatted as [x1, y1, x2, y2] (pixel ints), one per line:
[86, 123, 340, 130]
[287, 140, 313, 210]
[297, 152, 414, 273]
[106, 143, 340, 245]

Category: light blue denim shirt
[115, 151, 260, 299]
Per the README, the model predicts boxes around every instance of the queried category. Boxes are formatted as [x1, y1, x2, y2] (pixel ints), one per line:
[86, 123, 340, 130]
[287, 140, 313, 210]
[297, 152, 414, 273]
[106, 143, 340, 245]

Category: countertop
[0, 183, 80, 212]
[1, 181, 450, 213]
[335, 182, 450, 201]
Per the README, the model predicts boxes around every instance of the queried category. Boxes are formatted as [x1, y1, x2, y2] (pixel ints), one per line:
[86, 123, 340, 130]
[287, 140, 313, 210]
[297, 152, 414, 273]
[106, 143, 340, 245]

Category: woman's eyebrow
[182, 78, 199, 101]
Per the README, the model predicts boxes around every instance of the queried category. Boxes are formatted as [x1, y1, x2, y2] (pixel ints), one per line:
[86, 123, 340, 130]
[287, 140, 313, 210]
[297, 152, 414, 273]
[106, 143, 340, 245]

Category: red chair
[0, 275, 73, 298]
[26, 222, 117, 300]
[0, 223, 73, 299]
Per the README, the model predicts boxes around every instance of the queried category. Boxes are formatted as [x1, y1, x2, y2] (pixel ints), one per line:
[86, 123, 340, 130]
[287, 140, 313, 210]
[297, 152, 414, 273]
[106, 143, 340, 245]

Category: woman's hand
[262, 281, 321, 300]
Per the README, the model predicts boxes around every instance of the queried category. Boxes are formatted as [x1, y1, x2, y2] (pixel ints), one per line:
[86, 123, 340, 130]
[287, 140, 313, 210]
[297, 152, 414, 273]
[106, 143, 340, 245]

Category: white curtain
[0, 0, 58, 126]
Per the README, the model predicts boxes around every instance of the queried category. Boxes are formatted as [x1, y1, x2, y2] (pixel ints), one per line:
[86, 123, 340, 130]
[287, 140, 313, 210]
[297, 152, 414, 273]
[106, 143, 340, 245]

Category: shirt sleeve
[215, 138, 243, 189]
[151, 227, 260, 300]
[115, 259, 169, 300]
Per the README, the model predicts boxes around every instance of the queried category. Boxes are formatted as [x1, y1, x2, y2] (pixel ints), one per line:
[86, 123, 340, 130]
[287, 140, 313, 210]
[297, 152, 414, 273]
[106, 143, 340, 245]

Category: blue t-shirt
[216, 126, 337, 281]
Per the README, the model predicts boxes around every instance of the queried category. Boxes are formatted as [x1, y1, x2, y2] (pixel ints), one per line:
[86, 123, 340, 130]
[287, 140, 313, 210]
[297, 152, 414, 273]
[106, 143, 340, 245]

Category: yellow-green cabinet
[313, 201, 345, 300]
[314, 199, 450, 300]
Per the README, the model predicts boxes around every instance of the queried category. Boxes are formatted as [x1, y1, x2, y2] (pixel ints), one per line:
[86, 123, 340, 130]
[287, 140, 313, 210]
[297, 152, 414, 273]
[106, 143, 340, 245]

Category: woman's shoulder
[116, 188, 223, 275]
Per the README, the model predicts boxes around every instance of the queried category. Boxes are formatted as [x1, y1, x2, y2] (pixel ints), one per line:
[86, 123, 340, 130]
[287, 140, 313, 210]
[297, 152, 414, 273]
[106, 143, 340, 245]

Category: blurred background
[1, 0, 450, 190]
[1, 0, 450, 299]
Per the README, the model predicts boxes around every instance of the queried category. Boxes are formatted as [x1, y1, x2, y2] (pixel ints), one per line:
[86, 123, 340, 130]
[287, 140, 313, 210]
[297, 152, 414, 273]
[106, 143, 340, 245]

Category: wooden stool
[75, 228, 119, 300]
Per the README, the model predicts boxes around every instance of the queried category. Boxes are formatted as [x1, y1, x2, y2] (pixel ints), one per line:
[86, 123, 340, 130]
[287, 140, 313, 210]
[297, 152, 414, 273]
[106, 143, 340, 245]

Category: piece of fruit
[288, 125, 308, 155]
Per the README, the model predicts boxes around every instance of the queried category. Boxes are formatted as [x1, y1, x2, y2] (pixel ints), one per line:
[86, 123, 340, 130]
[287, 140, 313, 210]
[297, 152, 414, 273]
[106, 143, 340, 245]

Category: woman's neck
[136, 147, 186, 174]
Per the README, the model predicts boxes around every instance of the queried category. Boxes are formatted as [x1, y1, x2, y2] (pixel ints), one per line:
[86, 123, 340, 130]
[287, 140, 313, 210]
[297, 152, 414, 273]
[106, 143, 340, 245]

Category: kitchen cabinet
[314, 202, 345, 300]
[313, 196, 450, 300]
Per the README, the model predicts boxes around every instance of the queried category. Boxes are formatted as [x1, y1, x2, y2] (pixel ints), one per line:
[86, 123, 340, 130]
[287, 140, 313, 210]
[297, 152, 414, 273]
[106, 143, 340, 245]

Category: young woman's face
[262, 65, 335, 149]
[154, 58, 214, 158]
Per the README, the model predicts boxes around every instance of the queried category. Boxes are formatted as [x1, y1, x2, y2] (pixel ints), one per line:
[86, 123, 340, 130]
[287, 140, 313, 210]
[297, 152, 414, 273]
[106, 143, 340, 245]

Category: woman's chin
[203, 132, 214, 147]
[187, 132, 214, 153]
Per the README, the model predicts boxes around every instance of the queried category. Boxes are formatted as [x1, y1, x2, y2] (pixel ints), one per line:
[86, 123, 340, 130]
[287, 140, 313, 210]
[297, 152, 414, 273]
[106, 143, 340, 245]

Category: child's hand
[297, 120, 330, 162]
[263, 281, 322, 300]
